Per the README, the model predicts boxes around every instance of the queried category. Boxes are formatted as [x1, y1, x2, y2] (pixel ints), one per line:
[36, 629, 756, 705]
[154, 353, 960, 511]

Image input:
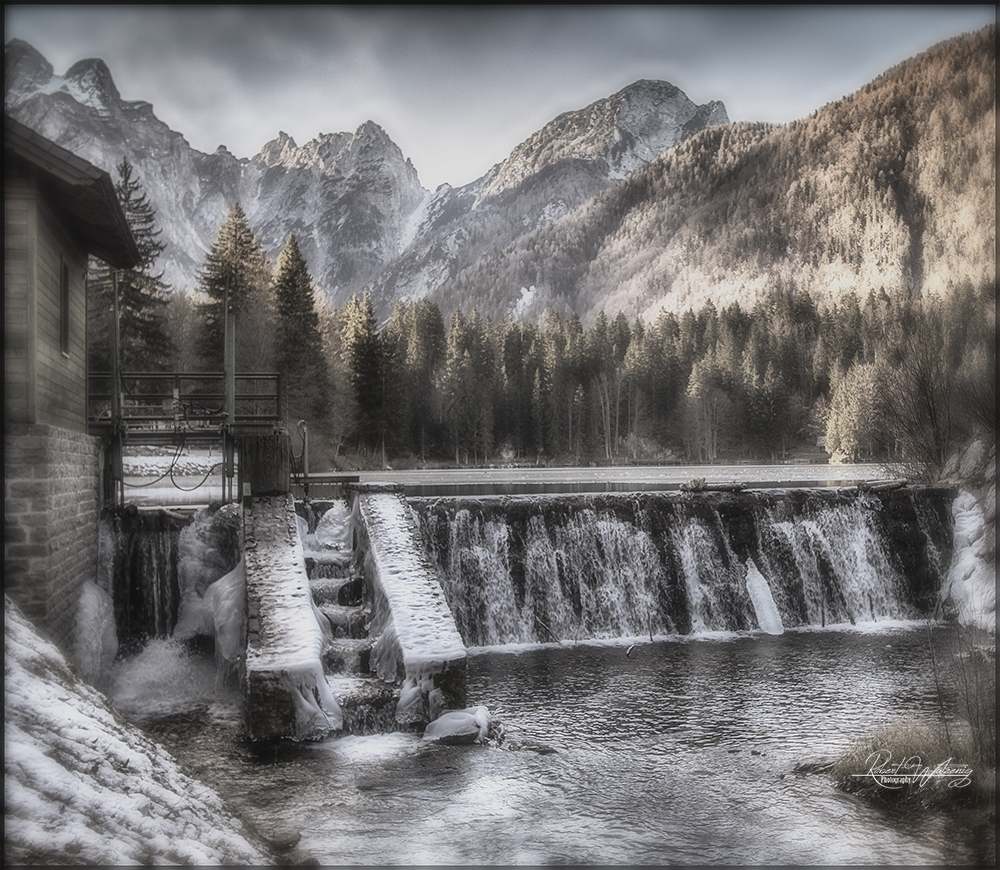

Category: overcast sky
[5, 5, 995, 190]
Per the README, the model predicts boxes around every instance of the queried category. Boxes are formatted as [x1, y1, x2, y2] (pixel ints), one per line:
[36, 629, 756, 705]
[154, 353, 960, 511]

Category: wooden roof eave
[4, 115, 141, 270]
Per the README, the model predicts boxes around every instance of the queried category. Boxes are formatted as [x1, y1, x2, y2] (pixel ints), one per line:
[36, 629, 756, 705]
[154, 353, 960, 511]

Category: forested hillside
[433, 27, 995, 323]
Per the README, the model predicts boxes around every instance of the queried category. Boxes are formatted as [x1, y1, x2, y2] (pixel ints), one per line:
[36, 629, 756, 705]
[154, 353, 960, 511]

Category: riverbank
[4, 596, 276, 866]
[826, 438, 997, 864]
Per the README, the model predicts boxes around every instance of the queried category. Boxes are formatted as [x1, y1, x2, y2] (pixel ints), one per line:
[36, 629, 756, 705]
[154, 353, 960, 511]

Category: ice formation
[172, 504, 242, 643]
[422, 706, 491, 745]
[944, 490, 996, 632]
[745, 561, 784, 635]
[203, 559, 248, 680]
[72, 580, 118, 686]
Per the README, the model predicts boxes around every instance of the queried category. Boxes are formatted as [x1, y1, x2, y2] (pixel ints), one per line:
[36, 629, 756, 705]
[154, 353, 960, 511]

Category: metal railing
[88, 371, 281, 437]
[289, 473, 361, 501]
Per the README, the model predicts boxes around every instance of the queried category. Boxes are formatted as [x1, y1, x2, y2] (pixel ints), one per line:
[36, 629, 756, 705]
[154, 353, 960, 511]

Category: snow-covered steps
[243, 495, 342, 742]
[352, 487, 467, 716]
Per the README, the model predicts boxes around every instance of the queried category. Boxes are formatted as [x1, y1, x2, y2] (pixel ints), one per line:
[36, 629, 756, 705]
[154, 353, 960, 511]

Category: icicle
[203, 560, 247, 684]
[73, 581, 119, 686]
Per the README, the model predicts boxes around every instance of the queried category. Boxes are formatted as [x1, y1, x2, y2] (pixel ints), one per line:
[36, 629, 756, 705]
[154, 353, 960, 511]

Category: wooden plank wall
[5, 181, 89, 431]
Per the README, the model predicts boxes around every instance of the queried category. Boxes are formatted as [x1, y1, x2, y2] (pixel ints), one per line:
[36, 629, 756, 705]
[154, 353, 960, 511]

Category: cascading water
[411, 487, 956, 647]
[95, 504, 242, 656]
[97, 509, 183, 654]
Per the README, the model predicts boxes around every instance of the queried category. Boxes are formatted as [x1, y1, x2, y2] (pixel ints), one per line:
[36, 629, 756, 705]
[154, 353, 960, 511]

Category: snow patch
[5, 596, 265, 865]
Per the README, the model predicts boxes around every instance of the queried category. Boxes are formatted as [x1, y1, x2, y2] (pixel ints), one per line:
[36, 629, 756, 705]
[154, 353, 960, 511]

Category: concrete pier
[351, 486, 467, 716]
[243, 494, 340, 741]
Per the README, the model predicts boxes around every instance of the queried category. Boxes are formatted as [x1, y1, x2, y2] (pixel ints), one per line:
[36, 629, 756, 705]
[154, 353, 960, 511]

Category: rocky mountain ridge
[4, 38, 728, 315]
[5, 29, 994, 325]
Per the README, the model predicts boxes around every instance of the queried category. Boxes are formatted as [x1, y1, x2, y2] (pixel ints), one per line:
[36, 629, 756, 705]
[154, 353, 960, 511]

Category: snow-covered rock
[422, 706, 491, 745]
[4, 595, 268, 865]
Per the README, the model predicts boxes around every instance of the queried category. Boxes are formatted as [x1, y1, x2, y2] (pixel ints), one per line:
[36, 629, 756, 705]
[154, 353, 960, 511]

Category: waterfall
[411, 487, 955, 647]
[97, 505, 242, 655]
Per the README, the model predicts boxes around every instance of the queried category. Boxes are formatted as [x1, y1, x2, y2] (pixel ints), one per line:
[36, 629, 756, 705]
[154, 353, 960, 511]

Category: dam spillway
[410, 486, 955, 647]
[92, 481, 957, 740]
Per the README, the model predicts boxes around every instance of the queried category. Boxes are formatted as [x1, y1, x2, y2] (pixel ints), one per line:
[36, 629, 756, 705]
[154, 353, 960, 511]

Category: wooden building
[4, 115, 139, 655]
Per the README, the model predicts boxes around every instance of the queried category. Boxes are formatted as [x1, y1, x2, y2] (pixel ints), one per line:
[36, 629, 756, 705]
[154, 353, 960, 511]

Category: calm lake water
[114, 622, 993, 866]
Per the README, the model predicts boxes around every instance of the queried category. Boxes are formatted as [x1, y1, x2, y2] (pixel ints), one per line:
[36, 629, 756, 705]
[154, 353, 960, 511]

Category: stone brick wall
[5, 423, 101, 655]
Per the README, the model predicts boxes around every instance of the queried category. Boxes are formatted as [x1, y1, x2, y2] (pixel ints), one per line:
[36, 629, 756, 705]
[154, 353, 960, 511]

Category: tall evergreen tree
[340, 292, 384, 456]
[386, 299, 447, 459]
[196, 203, 273, 372]
[88, 157, 171, 371]
[272, 234, 329, 426]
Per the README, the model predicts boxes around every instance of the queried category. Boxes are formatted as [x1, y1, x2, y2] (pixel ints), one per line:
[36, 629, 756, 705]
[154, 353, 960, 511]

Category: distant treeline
[357, 280, 995, 476]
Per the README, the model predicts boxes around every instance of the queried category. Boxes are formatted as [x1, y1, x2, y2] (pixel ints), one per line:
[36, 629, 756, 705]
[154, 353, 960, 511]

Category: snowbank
[944, 490, 996, 632]
[4, 596, 267, 866]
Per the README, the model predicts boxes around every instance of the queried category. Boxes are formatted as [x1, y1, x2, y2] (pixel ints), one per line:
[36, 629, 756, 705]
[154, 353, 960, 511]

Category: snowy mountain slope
[5, 40, 428, 299]
[367, 81, 727, 311]
[12, 30, 988, 327]
[429, 26, 996, 322]
[5, 38, 727, 316]
[480, 79, 728, 198]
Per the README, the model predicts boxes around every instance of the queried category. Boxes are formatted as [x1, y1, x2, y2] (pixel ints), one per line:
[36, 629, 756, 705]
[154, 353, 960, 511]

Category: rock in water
[423, 706, 491, 745]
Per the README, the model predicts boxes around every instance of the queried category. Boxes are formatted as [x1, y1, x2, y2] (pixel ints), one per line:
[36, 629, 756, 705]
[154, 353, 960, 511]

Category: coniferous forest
[94, 187, 995, 479]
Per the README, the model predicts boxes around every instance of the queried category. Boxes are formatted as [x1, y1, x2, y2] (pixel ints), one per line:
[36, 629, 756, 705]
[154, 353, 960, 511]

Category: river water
[111, 622, 992, 865]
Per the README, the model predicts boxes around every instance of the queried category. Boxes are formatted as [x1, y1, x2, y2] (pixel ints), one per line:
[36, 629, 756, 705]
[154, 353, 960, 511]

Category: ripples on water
[117, 624, 988, 865]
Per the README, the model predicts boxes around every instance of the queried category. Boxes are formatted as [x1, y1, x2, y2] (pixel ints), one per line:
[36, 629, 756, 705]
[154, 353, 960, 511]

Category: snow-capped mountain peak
[480, 79, 729, 199]
[58, 56, 121, 113]
[4, 41, 735, 317]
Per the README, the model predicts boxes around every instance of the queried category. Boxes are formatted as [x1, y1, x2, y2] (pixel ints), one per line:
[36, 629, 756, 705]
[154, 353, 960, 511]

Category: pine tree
[196, 203, 273, 372]
[386, 299, 446, 459]
[88, 157, 171, 371]
[340, 292, 384, 456]
[272, 234, 328, 426]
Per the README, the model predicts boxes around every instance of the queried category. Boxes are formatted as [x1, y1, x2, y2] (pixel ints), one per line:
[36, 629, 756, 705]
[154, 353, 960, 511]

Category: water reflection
[129, 624, 984, 865]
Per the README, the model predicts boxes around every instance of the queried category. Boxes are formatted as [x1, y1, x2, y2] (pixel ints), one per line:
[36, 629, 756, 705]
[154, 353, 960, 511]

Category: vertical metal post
[223, 276, 237, 503]
[298, 420, 309, 499]
[110, 271, 124, 510]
